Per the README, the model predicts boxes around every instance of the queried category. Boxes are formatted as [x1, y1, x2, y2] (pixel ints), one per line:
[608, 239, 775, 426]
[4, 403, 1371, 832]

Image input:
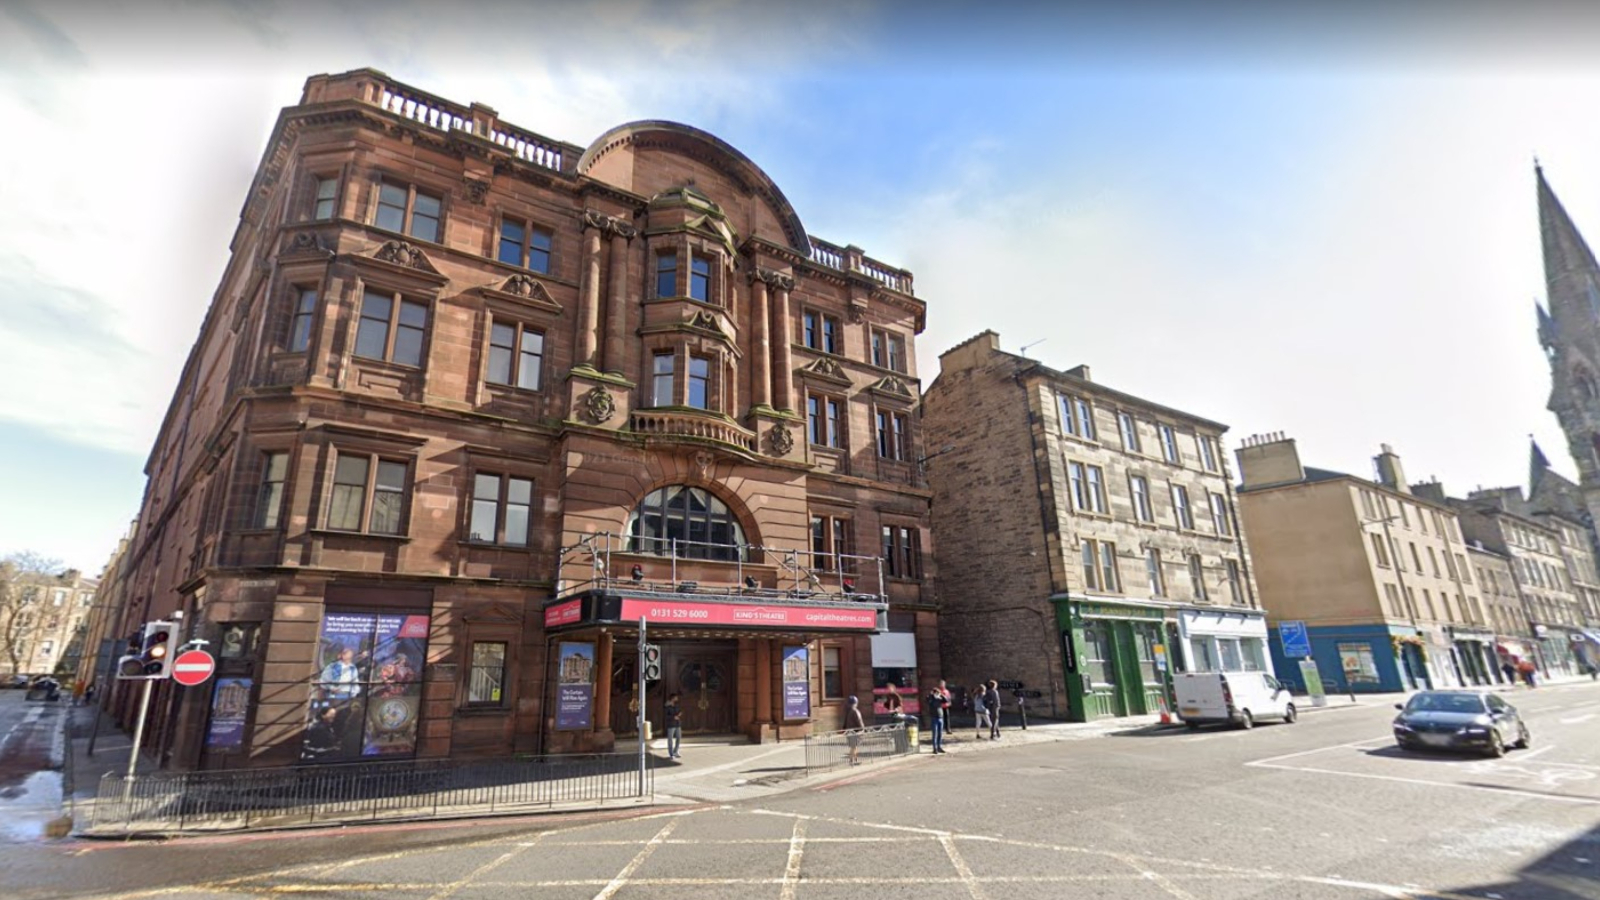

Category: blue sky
[6, 1, 1600, 572]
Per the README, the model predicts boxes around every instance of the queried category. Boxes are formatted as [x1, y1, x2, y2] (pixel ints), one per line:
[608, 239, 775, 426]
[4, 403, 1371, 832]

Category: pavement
[14, 674, 1588, 838]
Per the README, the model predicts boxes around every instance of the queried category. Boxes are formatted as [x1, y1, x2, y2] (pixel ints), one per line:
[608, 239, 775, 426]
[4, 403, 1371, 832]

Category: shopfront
[543, 588, 886, 750]
[1176, 608, 1268, 673]
[1447, 626, 1498, 686]
[1054, 596, 1176, 722]
[1269, 623, 1428, 693]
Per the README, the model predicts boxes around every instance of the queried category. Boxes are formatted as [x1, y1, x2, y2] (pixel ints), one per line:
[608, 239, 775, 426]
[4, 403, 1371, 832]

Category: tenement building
[923, 332, 1261, 723]
[96, 69, 935, 770]
[0, 567, 98, 682]
[1236, 438, 1485, 692]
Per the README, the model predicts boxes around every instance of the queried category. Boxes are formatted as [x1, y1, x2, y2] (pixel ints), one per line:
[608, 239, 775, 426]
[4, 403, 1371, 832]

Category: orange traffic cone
[1158, 694, 1173, 725]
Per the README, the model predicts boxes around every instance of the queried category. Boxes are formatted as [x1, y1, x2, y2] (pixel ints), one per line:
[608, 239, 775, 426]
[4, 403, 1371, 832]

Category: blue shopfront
[1268, 623, 1432, 693]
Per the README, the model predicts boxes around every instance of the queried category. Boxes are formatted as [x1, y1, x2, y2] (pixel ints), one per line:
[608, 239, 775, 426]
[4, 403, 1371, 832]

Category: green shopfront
[1054, 595, 1180, 722]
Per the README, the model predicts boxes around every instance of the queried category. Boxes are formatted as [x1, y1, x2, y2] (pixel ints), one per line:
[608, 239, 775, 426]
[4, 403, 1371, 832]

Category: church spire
[1530, 435, 1552, 492]
[1538, 164, 1600, 287]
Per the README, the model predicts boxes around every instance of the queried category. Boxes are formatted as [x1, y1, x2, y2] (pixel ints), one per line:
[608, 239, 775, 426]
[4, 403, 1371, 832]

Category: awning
[1574, 630, 1600, 647]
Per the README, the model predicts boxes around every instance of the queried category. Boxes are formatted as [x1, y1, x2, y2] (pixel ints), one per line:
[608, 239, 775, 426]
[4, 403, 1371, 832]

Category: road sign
[171, 650, 216, 686]
[1279, 621, 1312, 659]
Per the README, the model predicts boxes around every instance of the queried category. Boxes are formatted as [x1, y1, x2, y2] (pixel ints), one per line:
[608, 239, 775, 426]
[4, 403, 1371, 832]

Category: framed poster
[555, 642, 596, 730]
[205, 677, 252, 751]
[301, 611, 428, 763]
[782, 645, 810, 720]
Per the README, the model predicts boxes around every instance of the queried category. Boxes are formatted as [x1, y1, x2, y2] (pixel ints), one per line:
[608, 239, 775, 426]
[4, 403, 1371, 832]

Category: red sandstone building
[96, 69, 936, 769]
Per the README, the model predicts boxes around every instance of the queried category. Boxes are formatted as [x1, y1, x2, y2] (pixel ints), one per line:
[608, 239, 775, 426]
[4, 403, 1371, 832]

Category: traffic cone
[1158, 694, 1173, 725]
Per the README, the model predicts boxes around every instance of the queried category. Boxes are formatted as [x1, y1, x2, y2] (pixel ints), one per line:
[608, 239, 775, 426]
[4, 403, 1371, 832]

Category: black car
[1393, 690, 1529, 757]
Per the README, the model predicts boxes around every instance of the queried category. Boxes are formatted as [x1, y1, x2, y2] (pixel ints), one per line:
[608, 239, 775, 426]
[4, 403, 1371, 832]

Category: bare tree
[0, 552, 65, 675]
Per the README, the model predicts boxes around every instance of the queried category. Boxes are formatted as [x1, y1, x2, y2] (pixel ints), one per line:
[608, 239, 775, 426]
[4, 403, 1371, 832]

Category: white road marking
[1559, 713, 1596, 725]
[591, 818, 678, 900]
[1250, 760, 1600, 805]
[939, 833, 990, 900]
[1517, 744, 1555, 761]
[778, 817, 807, 900]
[425, 842, 531, 900]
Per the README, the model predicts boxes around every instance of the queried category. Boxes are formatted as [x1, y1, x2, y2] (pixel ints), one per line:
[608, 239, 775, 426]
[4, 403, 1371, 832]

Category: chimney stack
[1237, 432, 1303, 489]
[1373, 444, 1409, 494]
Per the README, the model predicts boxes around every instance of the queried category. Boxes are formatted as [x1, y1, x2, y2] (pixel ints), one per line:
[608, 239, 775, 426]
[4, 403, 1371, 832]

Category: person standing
[926, 684, 948, 754]
[664, 692, 683, 759]
[1500, 659, 1517, 686]
[844, 695, 867, 765]
[971, 685, 990, 739]
[1517, 658, 1538, 688]
[937, 680, 953, 736]
[984, 679, 1002, 739]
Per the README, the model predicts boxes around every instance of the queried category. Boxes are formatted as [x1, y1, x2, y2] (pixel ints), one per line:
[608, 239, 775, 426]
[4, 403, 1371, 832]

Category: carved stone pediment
[372, 240, 444, 275]
[686, 309, 725, 335]
[800, 356, 852, 386]
[479, 273, 563, 316]
[281, 230, 334, 259]
[868, 375, 916, 399]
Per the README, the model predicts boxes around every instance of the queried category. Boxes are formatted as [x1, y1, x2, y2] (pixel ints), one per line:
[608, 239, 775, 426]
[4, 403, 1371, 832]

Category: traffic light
[117, 621, 177, 679]
[642, 643, 662, 681]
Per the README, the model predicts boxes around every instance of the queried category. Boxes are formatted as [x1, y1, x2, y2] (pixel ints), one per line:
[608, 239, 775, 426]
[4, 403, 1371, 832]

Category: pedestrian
[844, 695, 866, 765]
[84, 683, 96, 704]
[1517, 658, 1538, 688]
[881, 690, 903, 721]
[971, 685, 990, 738]
[936, 679, 953, 735]
[1500, 659, 1517, 685]
[664, 692, 683, 759]
[925, 684, 948, 754]
[984, 679, 1002, 739]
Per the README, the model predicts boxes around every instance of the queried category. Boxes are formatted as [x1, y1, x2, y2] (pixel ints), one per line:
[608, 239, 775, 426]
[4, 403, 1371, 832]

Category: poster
[1338, 642, 1379, 683]
[782, 646, 810, 719]
[555, 642, 595, 730]
[301, 611, 428, 763]
[205, 677, 252, 751]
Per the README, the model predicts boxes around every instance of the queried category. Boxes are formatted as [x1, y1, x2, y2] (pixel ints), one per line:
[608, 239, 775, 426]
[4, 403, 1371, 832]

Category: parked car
[24, 676, 61, 702]
[5, 674, 31, 690]
[1393, 690, 1529, 757]
[1176, 671, 1297, 729]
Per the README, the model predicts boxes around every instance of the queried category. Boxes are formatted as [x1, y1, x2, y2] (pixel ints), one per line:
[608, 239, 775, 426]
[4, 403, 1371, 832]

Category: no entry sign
[172, 649, 216, 686]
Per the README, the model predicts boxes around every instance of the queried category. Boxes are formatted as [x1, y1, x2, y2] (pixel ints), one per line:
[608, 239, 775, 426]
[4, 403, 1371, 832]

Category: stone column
[576, 212, 605, 368]
[594, 633, 613, 732]
[770, 274, 795, 412]
[755, 639, 772, 729]
[603, 221, 637, 376]
[749, 272, 771, 409]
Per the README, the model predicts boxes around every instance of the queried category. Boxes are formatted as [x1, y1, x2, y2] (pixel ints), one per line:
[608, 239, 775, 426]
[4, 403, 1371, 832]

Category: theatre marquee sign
[544, 591, 884, 633]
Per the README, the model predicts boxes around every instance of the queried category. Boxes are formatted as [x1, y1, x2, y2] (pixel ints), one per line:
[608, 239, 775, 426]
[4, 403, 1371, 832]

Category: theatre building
[96, 69, 936, 770]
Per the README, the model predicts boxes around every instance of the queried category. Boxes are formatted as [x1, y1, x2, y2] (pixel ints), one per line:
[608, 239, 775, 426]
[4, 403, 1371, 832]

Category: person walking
[1517, 658, 1538, 688]
[664, 692, 683, 759]
[971, 685, 990, 739]
[936, 679, 953, 737]
[925, 683, 948, 754]
[844, 695, 867, 766]
[1500, 659, 1517, 686]
[984, 679, 1002, 739]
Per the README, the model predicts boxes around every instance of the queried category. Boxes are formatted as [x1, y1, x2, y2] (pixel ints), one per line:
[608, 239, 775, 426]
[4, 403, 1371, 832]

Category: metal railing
[803, 721, 911, 772]
[90, 752, 652, 835]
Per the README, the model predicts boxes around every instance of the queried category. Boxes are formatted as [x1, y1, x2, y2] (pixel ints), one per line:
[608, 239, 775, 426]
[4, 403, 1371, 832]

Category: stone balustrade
[630, 410, 758, 452]
[809, 238, 914, 295]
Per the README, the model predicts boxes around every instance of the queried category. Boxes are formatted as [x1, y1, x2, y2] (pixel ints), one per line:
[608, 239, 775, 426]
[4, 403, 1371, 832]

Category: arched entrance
[664, 642, 736, 734]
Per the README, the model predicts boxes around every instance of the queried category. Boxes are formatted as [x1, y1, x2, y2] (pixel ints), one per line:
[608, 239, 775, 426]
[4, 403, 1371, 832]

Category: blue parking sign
[1279, 621, 1312, 659]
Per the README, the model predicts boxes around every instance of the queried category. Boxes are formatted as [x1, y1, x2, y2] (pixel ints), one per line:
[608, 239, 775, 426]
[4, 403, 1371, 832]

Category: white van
[1175, 672, 1296, 729]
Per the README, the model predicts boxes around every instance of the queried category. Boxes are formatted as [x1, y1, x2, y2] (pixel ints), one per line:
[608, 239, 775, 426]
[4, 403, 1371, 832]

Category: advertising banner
[619, 598, 878, 631]
[555, 642, 595, 730]
[205, 677, 252, 751]
[544, 599, 583, 629]
[1298, 659, 1328, 707]
[301, 610, 428, 763]
[781, 646, 810, 719]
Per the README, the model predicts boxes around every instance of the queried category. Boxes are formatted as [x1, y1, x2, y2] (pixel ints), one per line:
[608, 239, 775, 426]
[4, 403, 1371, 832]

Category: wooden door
[665, 644, 736, 734]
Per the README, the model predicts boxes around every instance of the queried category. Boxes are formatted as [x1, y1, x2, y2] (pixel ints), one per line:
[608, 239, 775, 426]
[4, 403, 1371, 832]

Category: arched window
[629, 485, 747, 561]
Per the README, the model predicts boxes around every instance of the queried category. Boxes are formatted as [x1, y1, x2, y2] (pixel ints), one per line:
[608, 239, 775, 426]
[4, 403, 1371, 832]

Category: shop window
[1241, 639, 1267, 671]
[628, 485, 746, 561]
[822, 645, 843, 700]
[1082, 623, 1114, 687]
[1136, 626, 1162, 685]
[1217, 638, 1243, 671]
[1189, 637, 1217, 672]
[467, 641, 508, 706]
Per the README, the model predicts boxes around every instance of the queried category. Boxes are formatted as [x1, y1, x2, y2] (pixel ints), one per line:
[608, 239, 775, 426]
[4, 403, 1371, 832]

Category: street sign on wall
[1279, 621, 1312, 659]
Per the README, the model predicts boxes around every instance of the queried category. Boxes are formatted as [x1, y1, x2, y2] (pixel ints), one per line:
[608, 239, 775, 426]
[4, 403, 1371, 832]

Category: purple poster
[782, 646, 810, 720]
[205, 677, 251, 751]
[555, 642, 595, 730]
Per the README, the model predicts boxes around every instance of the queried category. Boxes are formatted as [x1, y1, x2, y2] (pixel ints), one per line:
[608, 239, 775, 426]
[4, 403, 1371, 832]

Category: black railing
[803, 721, 912, 772]
[91, 752, 652, 835]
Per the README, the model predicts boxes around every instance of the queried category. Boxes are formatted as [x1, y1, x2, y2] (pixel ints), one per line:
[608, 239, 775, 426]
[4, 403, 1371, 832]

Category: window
[1360, 490, 1377, 520]
[1456, 555, 1470, 584]
[467, 641, 508, 706]
[1075, 399, 1096, 440]
[687, 356, 711, 409]
[288, 289, 317, 353]
[1069, 462, 1086, 511]
[1188, 554, 1207, 602]
[497, 219, 552, 274]
[1225, 559, 1244, 604]
[1130, 474, 1154, 522]
[1399, 503, 1411, 528]
[823, 646, 843, 699]
[1058, 394, 1094, 438]
[1171, 484, 1193, 530]
[255, 452, 289, 529]
[1209, 492, 1231, 535]
[812, 515, 854, 572]
[1189, 637, 1216, 671]
[1159, 424, 1180, 463]
[876, 410, 909, 460]
[1083, 623, 1114, 686]
[1384, 583, 1403, 617]
[652, 352, 675, 405]
[469, 473, 533, 546]
[314, 176, 339, 219]
[1409, 543, 1423, 572]
[354, 290, 428, 367]
[882, 525, 922, 579]
[1145, 548, 1164, 596]
[1218, 639, 1243, 671]
[1118, 412, 1141, 453]
[629, 485, 746, 561]
[1080, 539, 1118, 591]
[655, 252, 678, 298]
[808, 394, 843, 448]
[1085, 465, 1107, 514]
[802, 310, 841, 353]
[326, 453, 408, 535]
[374, 180, 441, 243]
[689, 255, 711, 302]
[1371, 533, 1391, 567]
[871, 330, 906, 372]
[1199, 436, 1219, 472]
[487, 322, 544, 391]
[1427, 547, 1441, 577]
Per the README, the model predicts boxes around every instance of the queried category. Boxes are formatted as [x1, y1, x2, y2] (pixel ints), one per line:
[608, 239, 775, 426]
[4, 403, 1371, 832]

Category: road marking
[1248, 760, 1600, 805]
[592, 817, 678, 900]
[425, 837, 535, 900]
[1559, 713, 1596, 725]
[1518, 744, 1555, 761]
[778, 817, 806, 900]
[940, 833, 990, 900]
[1246, 737, 1392, 767]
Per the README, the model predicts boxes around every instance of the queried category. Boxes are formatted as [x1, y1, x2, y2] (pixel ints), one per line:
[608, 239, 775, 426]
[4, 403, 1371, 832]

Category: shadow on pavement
[1444, 820, 1600, 900]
